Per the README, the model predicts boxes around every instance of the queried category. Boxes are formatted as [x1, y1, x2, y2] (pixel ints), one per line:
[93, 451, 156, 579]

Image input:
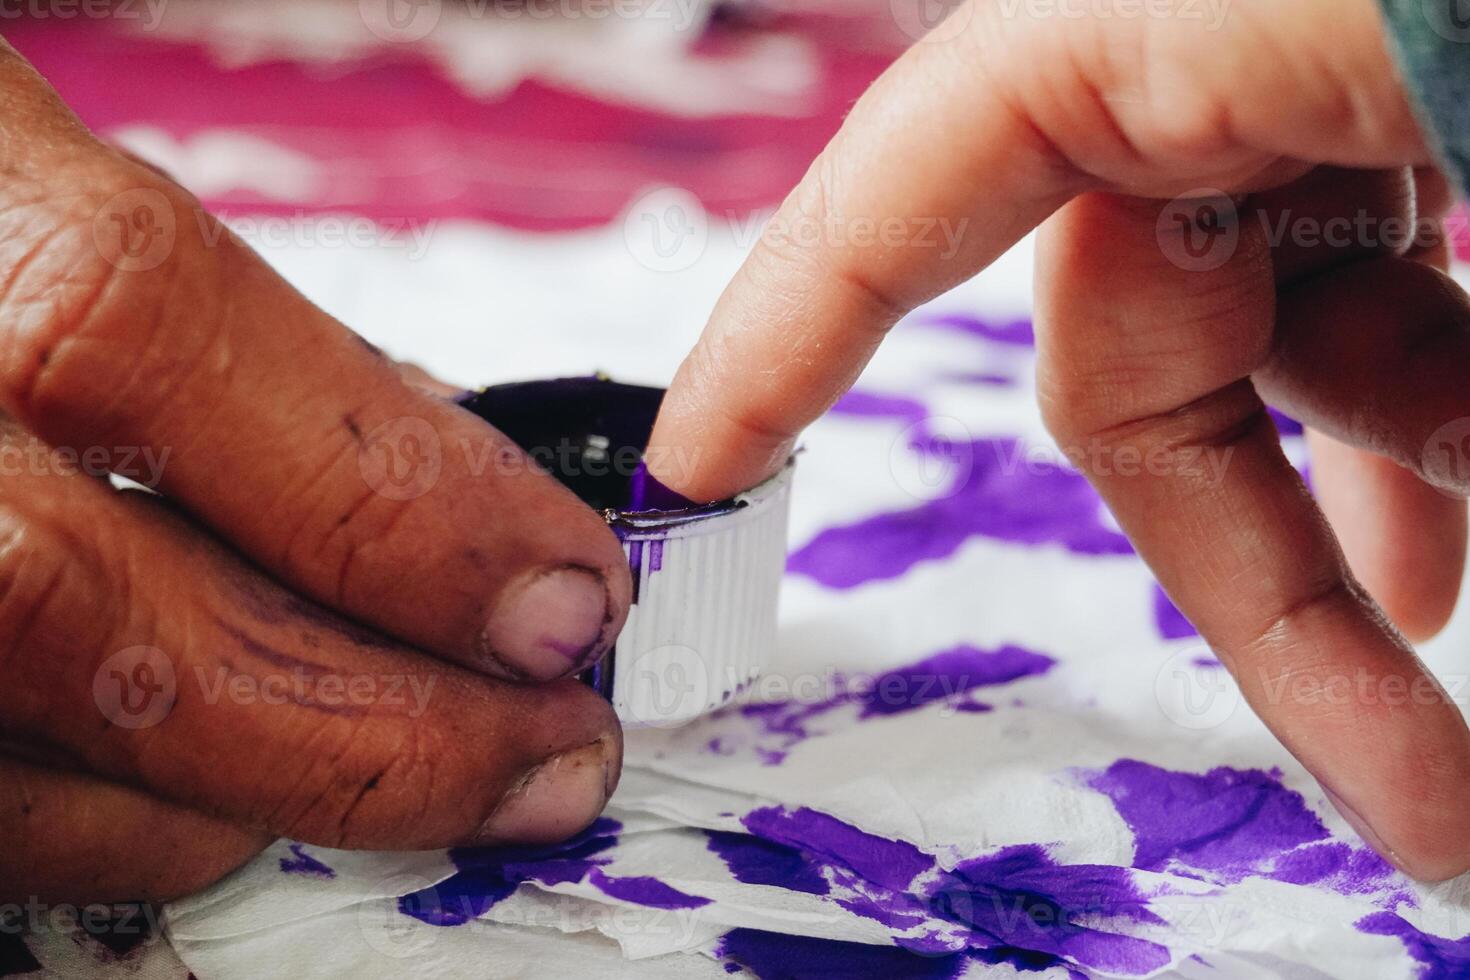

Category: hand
[0, 42, 632, 904]
[647, 0, 1470, 878]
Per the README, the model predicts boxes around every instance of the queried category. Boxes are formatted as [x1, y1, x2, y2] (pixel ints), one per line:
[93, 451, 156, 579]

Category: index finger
[646, 0, 1427, 500]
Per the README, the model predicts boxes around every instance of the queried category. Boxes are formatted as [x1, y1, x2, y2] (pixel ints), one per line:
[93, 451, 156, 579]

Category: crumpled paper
[158, 225, 1470, 980]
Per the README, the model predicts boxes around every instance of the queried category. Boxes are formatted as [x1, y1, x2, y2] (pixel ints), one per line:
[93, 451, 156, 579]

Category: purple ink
[856, 644, 1055, 718]
[629, 459, 696, 511]
[1358, 912, 1470, 979]
[925, 845, 1169, 975]
[722, 644, 1055, 764]
[1152, 584, 1198, 640]
[586, 869, 711, 909]
[788, 437, 1130, 590]
[741, 807, 931, 893]
[828, 391, 929, 426]
[1267, 407, 1304, 437]
[279, 843, 336, 879]
[706, 830, 831, 895]
[941, 371, 1018, 388]
[914, 313, 1035, 347]
[719, 930, 968, 980]
[1084, 760, 1329, 881]
[399, 817, 620, 925]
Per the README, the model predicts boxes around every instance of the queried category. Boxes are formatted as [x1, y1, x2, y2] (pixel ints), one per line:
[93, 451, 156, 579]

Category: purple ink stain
[706, 830, 831, 896]
[1084, 760, 1329, 881]
[927, 845, 1169, 975]
[856, 644, 1055, 718]
[828, 391, 929, 426]
[942, 371, 1019, 387]
[788, 437, 1130, 589]
[1268, 407, 1304, 437]
[914, 313, 1035, 347]
[586, 869, 711, 910]
[400, 818, 622, 925]
[279, 843, 335, 879]
[724, 644, 1054, 764]
[742, 807, 931, 893]
[1152, 584, 1198, 640]
[721, 808, 1172, 975]
[628, 459, 694, 511]
[1358, 912, 1470, 979]
[719, 930, 971, 980]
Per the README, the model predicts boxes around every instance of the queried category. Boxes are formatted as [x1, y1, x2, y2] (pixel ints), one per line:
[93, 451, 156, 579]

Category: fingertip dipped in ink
[459, 376, 794, 728]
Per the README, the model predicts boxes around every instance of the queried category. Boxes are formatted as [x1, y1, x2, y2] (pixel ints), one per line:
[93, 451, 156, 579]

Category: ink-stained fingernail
[476, 737, 617, 844]
[480, 565, 612, 681]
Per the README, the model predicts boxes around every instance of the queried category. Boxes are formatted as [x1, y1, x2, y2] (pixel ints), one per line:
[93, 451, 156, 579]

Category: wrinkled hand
[648, 0, 1470, 878]
[0, 43, 632, 904]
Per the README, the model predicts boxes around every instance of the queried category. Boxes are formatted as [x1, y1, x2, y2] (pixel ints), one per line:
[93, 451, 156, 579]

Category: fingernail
[480, 564, 612, 681]
[477, 737, 617, 843]
[1321, 784, 1403, 871]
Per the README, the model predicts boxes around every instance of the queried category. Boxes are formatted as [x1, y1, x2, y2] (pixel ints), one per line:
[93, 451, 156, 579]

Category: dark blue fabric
[1380, 0, 1470, 193]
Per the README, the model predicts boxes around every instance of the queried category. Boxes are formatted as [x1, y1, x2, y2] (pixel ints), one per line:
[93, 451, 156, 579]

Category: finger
[1305, 430, 1465, 642]
[0, 42, 629, 683]
[1036, 191, 1470, 881]
[0, 755, 269, 905]
[0, 422, 621, 849]
[1253, 257, 1470, 495]
[647, 0, 1429, 500]
[1252, 166, 1466, 639]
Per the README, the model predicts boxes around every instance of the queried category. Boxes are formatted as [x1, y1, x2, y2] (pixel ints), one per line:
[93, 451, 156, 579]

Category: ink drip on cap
[458, 377, 794, 727]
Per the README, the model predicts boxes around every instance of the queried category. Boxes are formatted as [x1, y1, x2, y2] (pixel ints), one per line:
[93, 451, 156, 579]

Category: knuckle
[0, 164, 217, 437]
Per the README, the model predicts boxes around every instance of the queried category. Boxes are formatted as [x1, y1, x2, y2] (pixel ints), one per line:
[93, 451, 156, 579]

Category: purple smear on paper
[586, 869, 711, 909]
[398, 818, 620, 925]
[788, 437, 1130, 589]
[915, 313, 1035, 347]
[857, 644, 1055, 718]
[1152, 585, 1198, 640]
[706, 830, 831, 895]
[1084, 760, 1328, 881]
[1268, 407, 1304, 437]
[928, 845, 1169, 975]
[719, 930, 970, 980]
[1358, 912, 1470, 979]
[1267, 842, 1395, 894]
[829, 390, 929, 426]
[723, 644, 1054, 763]
[943, 370, 1019, 387]
[279, 843, 335, 879]
[741, 806, 930, 893]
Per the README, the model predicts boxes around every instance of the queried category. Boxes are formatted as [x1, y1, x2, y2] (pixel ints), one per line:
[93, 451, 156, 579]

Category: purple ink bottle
[459, 377, 794, 727]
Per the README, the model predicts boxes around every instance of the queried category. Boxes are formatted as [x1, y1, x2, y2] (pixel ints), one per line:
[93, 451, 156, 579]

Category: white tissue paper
[155, 224, 1470, 980]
